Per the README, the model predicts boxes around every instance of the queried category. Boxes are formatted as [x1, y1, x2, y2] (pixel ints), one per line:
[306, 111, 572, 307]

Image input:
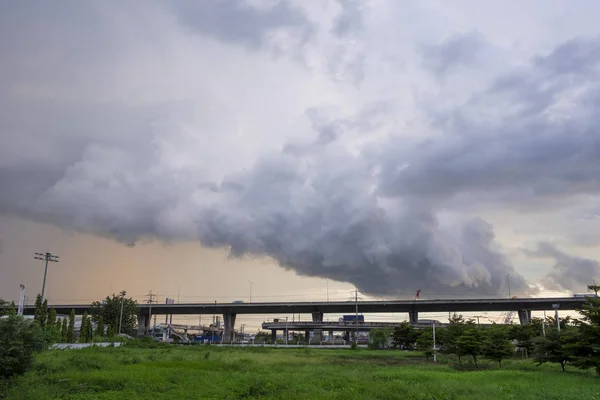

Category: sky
[1, 1, 600, 328]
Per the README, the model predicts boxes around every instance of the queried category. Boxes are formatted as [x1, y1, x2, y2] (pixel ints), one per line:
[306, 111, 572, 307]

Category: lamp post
[433, 321, 437, 362]
[285, 316, 288, 345]
[118, 290, 127, 335]
[34, 252, 59, 301]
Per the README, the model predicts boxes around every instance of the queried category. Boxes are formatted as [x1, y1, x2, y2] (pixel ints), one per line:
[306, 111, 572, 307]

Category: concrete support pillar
[409, 310, 419, 324]
[305, 330, 310, 342]
[137, 314, 149, 337]
[518, 309, 531, 325]
[223, 313, 237, 343]
[313, 329, 322, 344]
[329, 330, 334, 343]
[344, 331, 350, 342]
[312, 312, 323, 322]
[271, 329, 277, 343]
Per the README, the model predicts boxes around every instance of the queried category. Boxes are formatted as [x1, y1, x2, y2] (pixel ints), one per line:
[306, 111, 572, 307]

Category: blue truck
[193, 334, 222, 344]
[340, 315, 364, 323]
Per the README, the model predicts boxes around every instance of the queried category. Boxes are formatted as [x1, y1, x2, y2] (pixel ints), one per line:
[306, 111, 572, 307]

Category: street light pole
[34, 252, 59, 301]
[248, 280, 254, 303]
[118, 290, 127, 335]
[285, 317, 288, 345]
[542, 310, 547, 337]
[507, 273, 511, 298]
[432, 321, 437, 362]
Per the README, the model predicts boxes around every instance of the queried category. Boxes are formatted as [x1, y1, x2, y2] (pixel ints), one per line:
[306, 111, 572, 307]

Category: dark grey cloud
[523, 242, 600, 292]
[195, 144, 530, 296]
[171, 0, 313, 48]
[380, 37, 600, 209]
[2, 1, 600, 298]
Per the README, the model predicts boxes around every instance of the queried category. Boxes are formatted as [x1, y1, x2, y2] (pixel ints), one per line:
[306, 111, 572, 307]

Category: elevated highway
[261, 320, 497, 343]
[21, 296, 588, 342]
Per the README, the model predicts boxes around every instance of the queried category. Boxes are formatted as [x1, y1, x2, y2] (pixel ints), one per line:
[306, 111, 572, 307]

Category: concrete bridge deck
[22, 296, 585, 316]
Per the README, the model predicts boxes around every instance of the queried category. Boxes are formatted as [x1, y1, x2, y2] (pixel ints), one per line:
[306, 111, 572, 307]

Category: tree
[55, 317, 62, 340]
[47, 308, 57, 329]
[87, 317, 93, 341]
[33, 295, 43, 326]
[369, 328, 392, 349]
[483, 325, 515, 367]
[509, 325, 535, 358]
[456, 328, 483, 367]
[66, 309, 75, 343]
[254, 331, 272, 344]
[0, 308, 44, 379]
[90, 293, 138, 335]
[391, 322, 418, 349]
[567, 296, 600, 375]
[106, 323, 116, 338]
[416, 329, 434, 362]
[41, 299, 48, 327]
[533, 328, 574, 372]
[61, 317, 68, 342]
[588, 284, 600, 297]
[80, 312, 89, 343]
[438, 313, 468, 356]
[46, 308, 60, 344]
[529, 317, 546, 337]
[0, 298, 9, 316]
[95, 316, 105, 338]
[544, 315, 572, 332]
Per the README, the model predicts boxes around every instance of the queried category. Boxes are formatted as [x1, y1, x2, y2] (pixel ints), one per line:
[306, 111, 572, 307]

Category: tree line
[0, 292, 139, 382]
[369, 292, 600, 374]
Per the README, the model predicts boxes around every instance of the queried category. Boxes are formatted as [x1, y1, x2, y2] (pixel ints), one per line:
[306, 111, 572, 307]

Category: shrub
[0, 311, 45, 379]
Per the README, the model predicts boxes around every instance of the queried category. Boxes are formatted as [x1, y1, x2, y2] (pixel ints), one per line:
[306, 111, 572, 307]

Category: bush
[0, 312, 45, 379]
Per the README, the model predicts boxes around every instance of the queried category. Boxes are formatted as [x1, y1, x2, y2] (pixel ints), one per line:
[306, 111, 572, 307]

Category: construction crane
[502, 311, 516, 324]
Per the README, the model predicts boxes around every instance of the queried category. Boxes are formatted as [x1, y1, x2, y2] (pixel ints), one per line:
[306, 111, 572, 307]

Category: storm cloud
[524, 242, 600, 292]
[1, 0, 599, 297]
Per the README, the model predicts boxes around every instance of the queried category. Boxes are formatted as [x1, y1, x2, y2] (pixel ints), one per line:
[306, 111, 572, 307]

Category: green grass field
[3, 344, 599, 400]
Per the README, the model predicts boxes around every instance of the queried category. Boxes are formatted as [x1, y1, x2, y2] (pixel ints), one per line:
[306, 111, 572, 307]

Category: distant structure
[17, 284, 26, 316]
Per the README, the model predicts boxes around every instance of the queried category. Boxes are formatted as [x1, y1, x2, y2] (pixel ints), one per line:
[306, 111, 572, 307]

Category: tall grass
[3, 345, 599, 399]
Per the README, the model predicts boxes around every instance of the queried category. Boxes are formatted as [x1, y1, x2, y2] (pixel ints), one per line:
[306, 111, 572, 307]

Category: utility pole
[326, 279, 329, 302]
[432, 321, 437, 362]
[542, 310, 546, 337]
[118, 290, 127, 335]
[248, 280, 254, 303]
[34, 252, 59, 301]
[285, 316, 288, 345]
[507, 273, 511, 298]
[349, 289, 361, 345]
[146, 291, 157, 334]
